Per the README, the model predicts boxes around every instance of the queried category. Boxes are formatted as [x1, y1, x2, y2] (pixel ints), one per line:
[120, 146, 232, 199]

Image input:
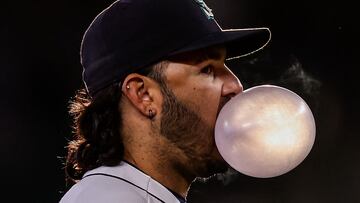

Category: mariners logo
[194, 0, 214, 20]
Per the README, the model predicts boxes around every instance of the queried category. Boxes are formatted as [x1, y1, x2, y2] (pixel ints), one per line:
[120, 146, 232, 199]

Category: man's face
[157, 46, 243, 180]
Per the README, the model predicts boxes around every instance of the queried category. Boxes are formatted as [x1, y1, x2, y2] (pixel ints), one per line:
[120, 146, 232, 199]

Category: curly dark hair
[65, 62, 167, 184]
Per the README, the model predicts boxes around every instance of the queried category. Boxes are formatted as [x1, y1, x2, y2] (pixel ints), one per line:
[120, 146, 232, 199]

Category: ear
[121, 73, 161, 119]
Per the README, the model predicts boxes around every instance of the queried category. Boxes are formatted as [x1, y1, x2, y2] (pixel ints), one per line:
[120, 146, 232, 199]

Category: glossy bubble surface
[215, 85, 316, 178]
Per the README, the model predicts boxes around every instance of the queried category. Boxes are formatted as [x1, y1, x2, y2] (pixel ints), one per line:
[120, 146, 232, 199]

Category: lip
[216, 96, 231, 118]
[213, 96, 230, 151]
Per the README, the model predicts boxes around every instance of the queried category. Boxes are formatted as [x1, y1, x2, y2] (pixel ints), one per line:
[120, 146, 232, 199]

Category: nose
[222, 65, 243, 97]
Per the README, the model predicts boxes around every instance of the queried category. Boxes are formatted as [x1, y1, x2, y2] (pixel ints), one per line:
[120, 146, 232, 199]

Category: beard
[157, 84, 229, 181]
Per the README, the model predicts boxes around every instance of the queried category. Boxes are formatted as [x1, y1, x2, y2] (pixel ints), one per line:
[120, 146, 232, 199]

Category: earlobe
[121, 74, 158, 119]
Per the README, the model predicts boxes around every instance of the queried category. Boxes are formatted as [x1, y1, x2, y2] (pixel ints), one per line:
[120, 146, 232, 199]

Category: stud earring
[149, 109, 154, 119]
[126, 85, 130, 89]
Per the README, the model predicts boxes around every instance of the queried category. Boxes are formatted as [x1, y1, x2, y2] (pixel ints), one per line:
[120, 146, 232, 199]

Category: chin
[199, 133, 228, 176]
[196, 152, 228, 179]
[194, 160, 229, 183]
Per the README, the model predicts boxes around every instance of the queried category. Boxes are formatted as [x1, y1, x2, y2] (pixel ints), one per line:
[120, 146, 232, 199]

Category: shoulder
[60, 174, 147, 203]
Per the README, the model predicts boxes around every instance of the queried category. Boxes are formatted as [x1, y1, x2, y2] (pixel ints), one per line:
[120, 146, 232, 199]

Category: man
[60, 0, 271, 202]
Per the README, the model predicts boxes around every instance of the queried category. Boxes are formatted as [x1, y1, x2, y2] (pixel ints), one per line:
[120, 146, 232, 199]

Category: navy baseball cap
[81, 0, 271, 97]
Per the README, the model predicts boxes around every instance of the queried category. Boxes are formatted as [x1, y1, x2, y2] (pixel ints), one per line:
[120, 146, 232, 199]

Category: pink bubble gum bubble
[215, 85, 316, 178]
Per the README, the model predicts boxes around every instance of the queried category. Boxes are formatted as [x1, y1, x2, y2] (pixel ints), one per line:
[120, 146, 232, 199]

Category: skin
[119, 46, 243, 198]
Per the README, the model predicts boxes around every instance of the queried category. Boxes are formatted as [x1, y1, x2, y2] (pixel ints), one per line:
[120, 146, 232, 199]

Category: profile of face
[157, 46, 243, 180]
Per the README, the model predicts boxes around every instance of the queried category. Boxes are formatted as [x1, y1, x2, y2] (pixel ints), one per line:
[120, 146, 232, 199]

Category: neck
[123, 136, 193, 199]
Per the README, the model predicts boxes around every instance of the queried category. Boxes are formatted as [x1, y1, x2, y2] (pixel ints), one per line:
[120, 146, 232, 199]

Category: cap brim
[169, 27, 271, 60]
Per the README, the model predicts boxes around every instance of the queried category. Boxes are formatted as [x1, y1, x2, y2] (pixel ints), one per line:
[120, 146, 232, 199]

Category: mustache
[217, 96, 231, 117]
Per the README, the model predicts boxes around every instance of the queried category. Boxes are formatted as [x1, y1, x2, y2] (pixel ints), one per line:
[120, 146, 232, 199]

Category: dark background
[1, 0, 359, 202]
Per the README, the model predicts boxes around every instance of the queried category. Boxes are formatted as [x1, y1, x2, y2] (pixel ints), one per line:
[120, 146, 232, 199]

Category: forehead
[168, 45, 226, 65]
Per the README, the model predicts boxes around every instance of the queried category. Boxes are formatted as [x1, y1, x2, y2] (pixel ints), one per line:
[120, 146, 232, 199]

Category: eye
[200, 65, 214, 76]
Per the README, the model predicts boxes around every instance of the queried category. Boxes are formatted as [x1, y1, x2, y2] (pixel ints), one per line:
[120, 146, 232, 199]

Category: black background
[1, 0, 359, 202]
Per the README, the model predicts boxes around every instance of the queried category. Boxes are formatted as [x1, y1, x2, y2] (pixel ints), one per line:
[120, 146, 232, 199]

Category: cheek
[188, 84, 221, 125]
[168, 71, 222, 125]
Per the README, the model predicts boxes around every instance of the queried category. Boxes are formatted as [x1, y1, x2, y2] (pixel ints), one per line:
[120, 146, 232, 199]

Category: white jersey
[60, 161, 180, 203]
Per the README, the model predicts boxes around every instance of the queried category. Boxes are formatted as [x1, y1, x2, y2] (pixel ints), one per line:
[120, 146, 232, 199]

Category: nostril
[228, 92, 237, 98]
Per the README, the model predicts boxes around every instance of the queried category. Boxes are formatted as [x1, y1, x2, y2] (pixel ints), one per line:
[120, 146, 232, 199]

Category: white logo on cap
[194, 0, 214, 20]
